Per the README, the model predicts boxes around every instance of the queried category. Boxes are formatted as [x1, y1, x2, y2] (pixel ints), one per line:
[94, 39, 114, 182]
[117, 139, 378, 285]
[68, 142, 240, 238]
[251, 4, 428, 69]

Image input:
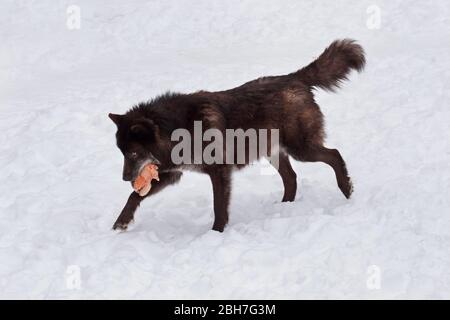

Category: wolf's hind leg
[299, 146, 353, 199]
[270, 153, 297, 202]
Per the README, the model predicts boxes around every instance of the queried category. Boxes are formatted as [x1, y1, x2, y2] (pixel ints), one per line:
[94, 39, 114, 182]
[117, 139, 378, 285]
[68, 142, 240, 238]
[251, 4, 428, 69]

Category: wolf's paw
[112, 219, 134, 231]
[340, 177, 353, 199]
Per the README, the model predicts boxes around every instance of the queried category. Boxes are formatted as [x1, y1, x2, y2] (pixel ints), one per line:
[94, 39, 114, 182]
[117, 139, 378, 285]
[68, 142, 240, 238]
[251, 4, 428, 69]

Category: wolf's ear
[130, 124, 148, 136]
[108, 113, 123, 126]
[130, 119, 159, 141]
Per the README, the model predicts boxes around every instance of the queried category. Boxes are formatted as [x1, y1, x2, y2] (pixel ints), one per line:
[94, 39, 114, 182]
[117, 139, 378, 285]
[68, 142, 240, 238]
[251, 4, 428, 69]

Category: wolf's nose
[122, 174, 133, 182]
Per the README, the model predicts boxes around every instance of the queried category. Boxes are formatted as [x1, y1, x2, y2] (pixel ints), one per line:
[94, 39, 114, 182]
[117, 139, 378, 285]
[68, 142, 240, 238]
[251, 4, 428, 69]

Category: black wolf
[109, 39, 365, 232]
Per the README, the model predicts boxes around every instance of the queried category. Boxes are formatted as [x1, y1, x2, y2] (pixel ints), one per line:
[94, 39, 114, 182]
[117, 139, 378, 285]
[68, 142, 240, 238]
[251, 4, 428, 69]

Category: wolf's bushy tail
[296, 39, 366, 92]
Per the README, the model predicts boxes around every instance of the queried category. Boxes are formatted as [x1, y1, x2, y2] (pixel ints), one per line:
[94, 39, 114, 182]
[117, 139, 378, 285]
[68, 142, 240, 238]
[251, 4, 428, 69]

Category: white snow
[1, 0, 450, 299]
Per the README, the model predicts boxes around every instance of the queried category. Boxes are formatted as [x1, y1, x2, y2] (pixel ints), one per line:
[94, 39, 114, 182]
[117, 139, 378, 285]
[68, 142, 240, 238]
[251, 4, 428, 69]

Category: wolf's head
[109, 113, 164, 183]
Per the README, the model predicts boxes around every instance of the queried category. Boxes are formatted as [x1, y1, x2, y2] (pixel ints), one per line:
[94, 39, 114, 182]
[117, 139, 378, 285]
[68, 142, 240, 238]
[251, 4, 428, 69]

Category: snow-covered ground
[1, 0, 450, 299]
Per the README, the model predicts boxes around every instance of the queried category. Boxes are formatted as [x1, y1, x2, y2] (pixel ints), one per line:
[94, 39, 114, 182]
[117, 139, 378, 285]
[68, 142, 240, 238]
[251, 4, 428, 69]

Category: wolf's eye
[129, 152, 138, 159]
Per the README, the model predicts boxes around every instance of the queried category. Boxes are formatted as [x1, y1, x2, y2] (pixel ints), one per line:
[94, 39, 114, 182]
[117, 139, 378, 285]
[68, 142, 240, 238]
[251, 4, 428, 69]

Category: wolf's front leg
[207, 167, 232, 232]
[112, 192, 142, 231]
[112, 171, 182, 231]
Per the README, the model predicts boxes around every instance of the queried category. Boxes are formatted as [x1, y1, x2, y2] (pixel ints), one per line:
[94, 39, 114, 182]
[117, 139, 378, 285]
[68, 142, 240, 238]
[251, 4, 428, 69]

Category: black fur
[110, 39, 365, 232]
